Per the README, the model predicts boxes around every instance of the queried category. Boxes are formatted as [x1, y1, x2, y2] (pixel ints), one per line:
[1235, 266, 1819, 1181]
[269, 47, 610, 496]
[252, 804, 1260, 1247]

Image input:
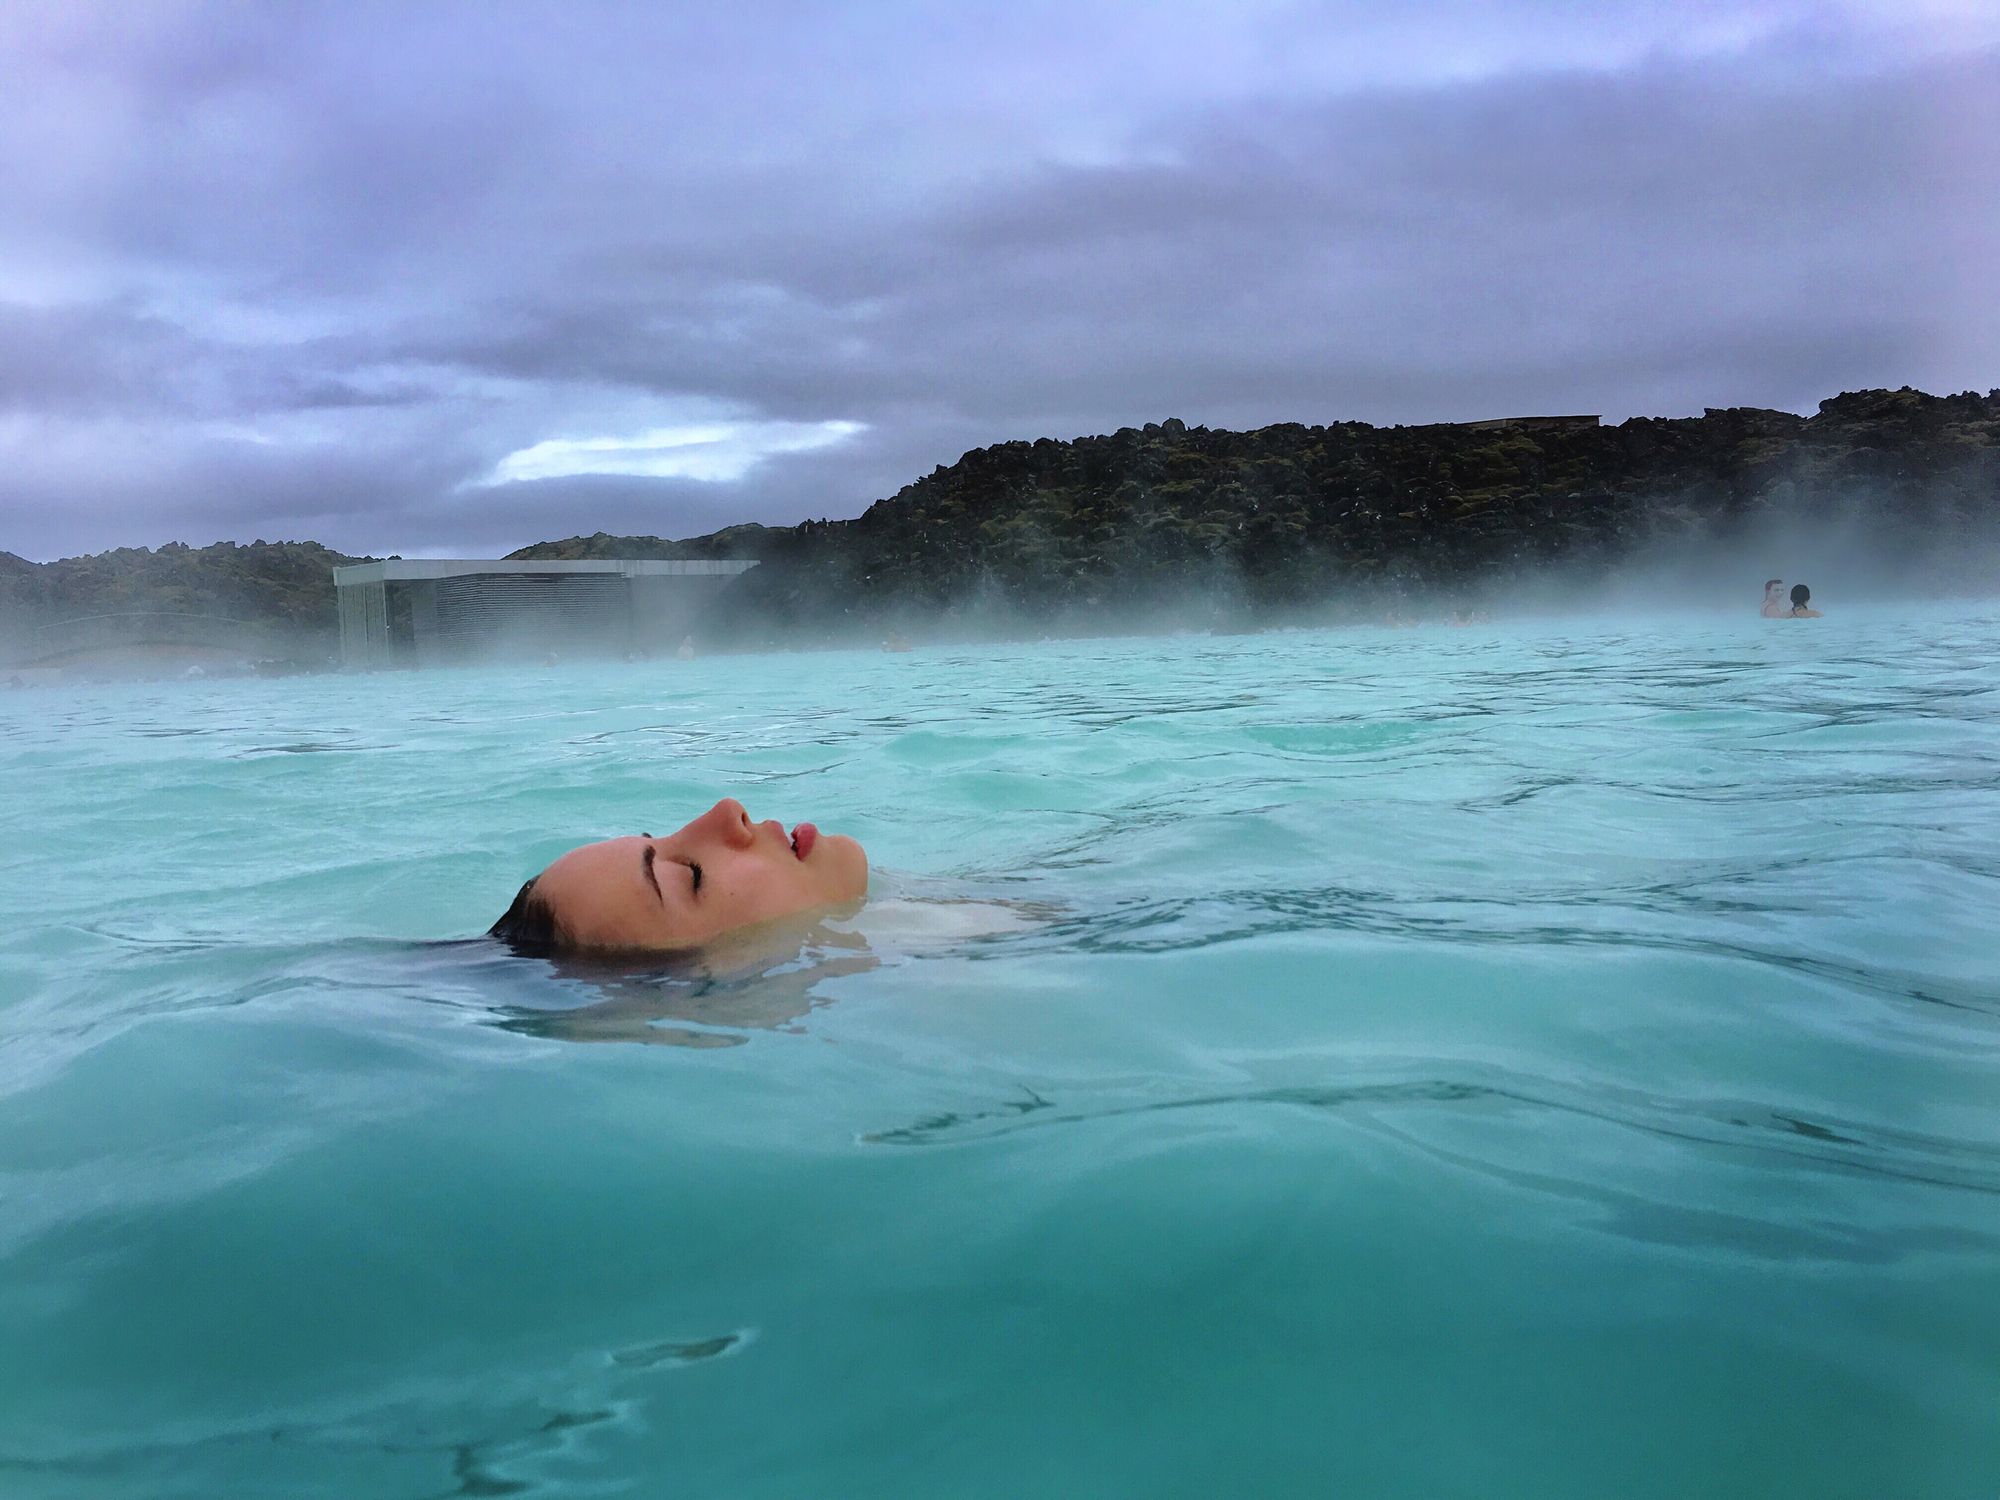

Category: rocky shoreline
[5, 385, 1996, 665]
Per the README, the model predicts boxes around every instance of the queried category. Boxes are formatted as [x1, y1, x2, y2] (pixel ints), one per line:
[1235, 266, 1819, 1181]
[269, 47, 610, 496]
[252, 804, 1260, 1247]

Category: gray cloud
[0, 1, 1993, 559]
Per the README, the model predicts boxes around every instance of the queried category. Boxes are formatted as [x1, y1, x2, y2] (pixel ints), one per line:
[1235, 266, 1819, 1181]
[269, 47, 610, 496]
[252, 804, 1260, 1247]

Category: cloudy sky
[1, 0, 1994, 560]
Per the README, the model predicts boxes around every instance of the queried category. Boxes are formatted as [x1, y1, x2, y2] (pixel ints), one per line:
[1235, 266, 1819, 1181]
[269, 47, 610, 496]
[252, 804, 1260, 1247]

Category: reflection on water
[472, 887, 1050, 1047]
[488, 920, 882, 1048]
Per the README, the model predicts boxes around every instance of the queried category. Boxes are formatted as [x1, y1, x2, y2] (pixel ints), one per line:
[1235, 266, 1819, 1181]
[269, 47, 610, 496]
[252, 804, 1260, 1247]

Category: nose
[704, 797, 757, 849]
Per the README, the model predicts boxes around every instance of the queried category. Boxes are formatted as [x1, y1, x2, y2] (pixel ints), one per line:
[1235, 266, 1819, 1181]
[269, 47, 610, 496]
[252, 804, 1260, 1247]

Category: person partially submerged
[491, 797, 868, 954]
[1760, 579, 1788, 618]
[1787, 583, 1823, 618]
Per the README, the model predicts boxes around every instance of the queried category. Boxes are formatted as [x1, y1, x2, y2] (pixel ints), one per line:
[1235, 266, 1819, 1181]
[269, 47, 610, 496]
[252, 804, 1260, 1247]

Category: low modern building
[332, 558, 758, 669]
[1456, 414, 1601, 433]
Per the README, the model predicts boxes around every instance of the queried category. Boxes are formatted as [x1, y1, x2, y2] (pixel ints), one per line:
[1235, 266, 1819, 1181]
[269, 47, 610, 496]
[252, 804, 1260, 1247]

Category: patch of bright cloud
[486, 418, 866, 484]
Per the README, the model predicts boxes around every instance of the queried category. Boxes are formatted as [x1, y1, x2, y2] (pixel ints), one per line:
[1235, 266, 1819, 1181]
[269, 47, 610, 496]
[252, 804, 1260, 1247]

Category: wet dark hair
[1790, 583, 1811, 607]
[489, 876, 566, 954]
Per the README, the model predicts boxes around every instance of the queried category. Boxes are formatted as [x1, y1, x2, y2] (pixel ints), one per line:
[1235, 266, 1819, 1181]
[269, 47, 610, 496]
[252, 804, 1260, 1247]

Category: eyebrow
[641, 845, 663, 905]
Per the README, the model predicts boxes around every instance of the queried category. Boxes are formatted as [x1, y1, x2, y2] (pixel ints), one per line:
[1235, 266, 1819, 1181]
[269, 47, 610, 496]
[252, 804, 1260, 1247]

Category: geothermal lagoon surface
[2, 609, 1998, 1498]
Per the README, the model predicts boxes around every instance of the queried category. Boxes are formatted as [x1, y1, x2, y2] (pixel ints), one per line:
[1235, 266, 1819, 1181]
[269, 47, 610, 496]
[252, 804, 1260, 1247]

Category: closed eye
[646, 844, 702, 899]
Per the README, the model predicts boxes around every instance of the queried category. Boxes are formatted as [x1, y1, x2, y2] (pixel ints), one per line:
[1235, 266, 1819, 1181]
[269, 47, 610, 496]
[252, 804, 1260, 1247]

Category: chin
[826, 833, 868, 896]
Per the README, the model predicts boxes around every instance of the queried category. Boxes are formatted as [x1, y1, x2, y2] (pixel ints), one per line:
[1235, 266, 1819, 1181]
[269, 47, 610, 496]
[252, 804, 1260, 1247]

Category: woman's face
[529, 798, 867, 951]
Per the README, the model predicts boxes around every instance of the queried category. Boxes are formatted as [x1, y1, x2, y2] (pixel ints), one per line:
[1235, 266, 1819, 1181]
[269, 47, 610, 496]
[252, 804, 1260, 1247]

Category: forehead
[542, 834, 645, 884]
[535, 835, 664, 946]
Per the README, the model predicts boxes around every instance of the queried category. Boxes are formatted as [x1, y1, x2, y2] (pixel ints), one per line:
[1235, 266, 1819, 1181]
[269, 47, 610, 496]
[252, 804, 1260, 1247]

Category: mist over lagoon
[7, 385, 1998, 682]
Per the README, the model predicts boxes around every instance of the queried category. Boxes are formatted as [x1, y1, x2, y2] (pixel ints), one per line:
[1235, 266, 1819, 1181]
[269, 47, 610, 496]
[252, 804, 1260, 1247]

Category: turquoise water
[3, 610, 1998, 1498]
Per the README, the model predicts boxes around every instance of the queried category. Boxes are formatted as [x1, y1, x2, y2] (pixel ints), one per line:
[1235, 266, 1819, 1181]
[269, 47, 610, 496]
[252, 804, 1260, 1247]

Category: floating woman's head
[1790, 583, 1811, 608]
[490, 798, 867, 954]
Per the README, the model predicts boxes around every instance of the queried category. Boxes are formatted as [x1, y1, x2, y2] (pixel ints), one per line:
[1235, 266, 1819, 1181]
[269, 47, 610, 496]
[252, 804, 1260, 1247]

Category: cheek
[717, 855, 803, 911]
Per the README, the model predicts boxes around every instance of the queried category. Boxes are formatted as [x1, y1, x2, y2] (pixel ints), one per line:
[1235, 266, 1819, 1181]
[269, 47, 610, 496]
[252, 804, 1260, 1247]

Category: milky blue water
[3, 610, 1998, 1499]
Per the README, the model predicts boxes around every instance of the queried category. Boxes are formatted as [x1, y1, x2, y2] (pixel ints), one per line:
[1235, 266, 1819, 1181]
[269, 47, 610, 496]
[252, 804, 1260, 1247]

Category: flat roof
[333, 558, 759, 585]
[1456, 414, 1601, 429]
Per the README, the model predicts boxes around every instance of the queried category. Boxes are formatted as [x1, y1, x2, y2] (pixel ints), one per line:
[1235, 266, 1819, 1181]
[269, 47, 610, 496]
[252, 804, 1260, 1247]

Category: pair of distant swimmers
[1761, 580, 1822, 618]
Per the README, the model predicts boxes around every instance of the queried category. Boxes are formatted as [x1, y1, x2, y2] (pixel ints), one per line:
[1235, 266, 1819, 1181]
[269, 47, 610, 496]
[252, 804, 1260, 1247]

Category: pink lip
[790, 823, 817, 860]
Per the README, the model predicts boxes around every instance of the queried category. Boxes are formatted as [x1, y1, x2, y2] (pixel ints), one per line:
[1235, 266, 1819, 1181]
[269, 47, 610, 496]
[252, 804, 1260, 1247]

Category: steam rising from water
[3, 474, 1996, 680]
[714, 489, 2000, 653]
